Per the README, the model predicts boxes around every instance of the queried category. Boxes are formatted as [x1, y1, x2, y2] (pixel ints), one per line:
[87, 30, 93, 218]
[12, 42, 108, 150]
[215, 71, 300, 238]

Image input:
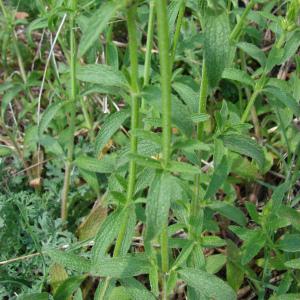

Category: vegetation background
[0, 0, 300, 299]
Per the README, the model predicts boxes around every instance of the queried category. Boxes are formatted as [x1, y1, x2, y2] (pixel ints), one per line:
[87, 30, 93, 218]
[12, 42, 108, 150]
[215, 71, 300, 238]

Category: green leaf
[204, 11, 231, 87]
[237, 42, 266, 66]
[119, 208, 136, 256]
[109, 287, 131, 300]
[75, 155, 116, 173]
[142, 86, 194, 136]
[78, 168, 100, 195]
[264, 86, 300, 117]
[78, 2, 119, 57]
[226, 240, 244, 291]
[206, 254, 226, 274]
[269, 294, 300, 300]
[54, 276, 86, 300]
[265, 47, 284, 72]
[285, 258, 300, 269]
[172, 81, 198, 112]
[168, 0, 184, 40]
[277, 234, 300, 252]
[1, 87, 23, 120]
[179, 268, 236, 300]
[202, 236, 226, 248]
[241, 230, 265, 265]
[171, 241, 195, 270]
[145, 172, 172, 241]
[92, 209, 123, 264]
[209, 202, 247, 226]
[95, 110, 130, 156]
[220, 133, 265, 169]
[222, 68, 255, 87]
[40, 136, 64, 156]
[46, 249, 91, 273]
[38, 101, 71, 137]
[166, 160, 201, 174]
[77, 64, 128, 89]
[282, 31, 300, 62]
[17, 293, 49, 300]
[0, 145, 13, 157]
[131, 129, 162, 146]
[204, 156, 229, 199]
[191, 113, 210, 123]
[128, 154, 162, 170]
[119, 278, 157, 300]
[90, 254, 150, 278]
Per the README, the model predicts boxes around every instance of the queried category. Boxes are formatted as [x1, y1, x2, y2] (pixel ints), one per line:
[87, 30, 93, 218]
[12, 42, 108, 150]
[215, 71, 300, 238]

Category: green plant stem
[61, 0, 77, 222]
[240, 50, 261, 139]
[197, 61, 208, 141]
[156, 0, 172, 167]
[190, 61, 208, 239]
[141, 0, 155, 111]
[230, 0, 256, 42]
[113, 5, 140, 257]
[170, 0, 186, 68]
[143, 0, 155, 87]
[241, 88, 260, 123]
[156, 0, 172, 276]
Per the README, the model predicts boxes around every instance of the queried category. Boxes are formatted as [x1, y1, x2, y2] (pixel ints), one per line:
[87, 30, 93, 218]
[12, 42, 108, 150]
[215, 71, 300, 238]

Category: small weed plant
[0, 0, 300, 299]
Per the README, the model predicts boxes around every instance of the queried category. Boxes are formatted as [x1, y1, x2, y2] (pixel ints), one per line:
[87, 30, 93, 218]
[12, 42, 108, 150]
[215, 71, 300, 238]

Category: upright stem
[197, 61, 208, 140]
[143, 0, 155, 88]
[61, 0, 77, 222]
[156, 0, 172, 167]
[190, 61, 208, 239]
[156, 0, 172, 279]
[240, 50, 261, 139]
[241, 88, 260, 123]
[230, 0, 255, 42]
[113, 5, 140, 257]
[170, 0, 186, 68]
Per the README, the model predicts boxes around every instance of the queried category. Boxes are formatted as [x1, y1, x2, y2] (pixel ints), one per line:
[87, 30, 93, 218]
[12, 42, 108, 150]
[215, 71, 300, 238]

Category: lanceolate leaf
[1, 86, 23, 120]
[204, 156, 229, 199]
[209, 202, 247, 226]
[75, 155, 116, 173]
[78, 2, 119, 58]
[222, 68, 255, 87]
[179, 268, 236, 300]
[264, 86, 300, 117]
[18, 293, 49, 300]
[119, 208, 137, 256]
[95, 110, 130, 157]
[237, 42, 266, 66]
[54, 276, 86, 300]
[120, 278, 157, 300]
[46, 249, 91, 273]
[145, 172, 173, 241]
[203, 10, 231, 88]
[38, 101, 71, 137]
[92, 209, 123, 264]
[219, 133, 265, 169]
[241, 230, 265, 265]
[90, 254, 150, 278]
[77, 64, 128, 90]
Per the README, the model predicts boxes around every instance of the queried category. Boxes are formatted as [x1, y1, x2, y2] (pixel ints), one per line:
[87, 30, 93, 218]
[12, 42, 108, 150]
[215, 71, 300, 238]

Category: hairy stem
[156, 0, 172, 276]
[171, 0, 186, 68]
[143, 0, 155, 88]
[230, 0, 256, 42]
[113, 5, 140, 257]
[190, 61, 208, 238]
[61, 0, 77, 222]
